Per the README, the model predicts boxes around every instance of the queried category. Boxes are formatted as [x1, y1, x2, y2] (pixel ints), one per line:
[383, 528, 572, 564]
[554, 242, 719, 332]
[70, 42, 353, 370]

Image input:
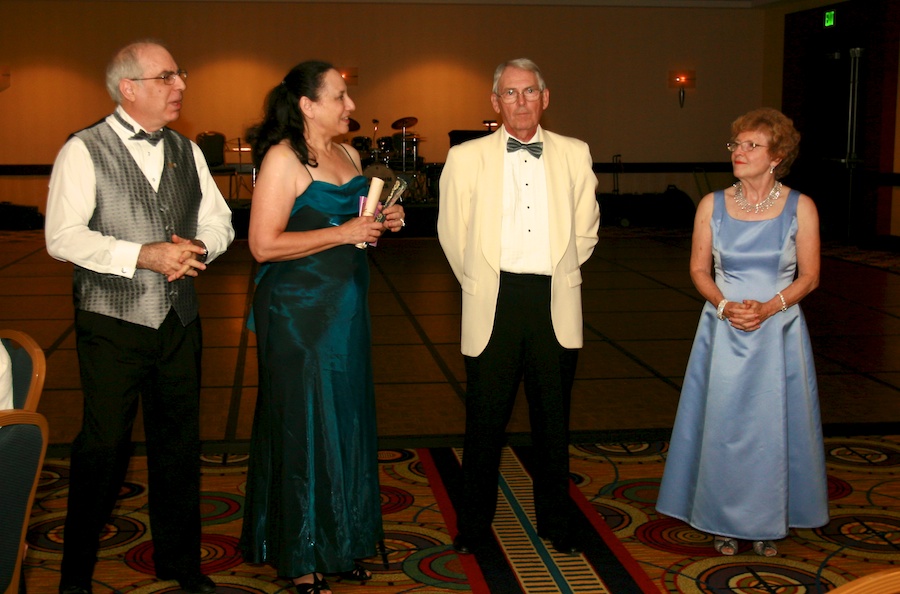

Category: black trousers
[458, 272, 578, 539]
[61, 309, 203, 588]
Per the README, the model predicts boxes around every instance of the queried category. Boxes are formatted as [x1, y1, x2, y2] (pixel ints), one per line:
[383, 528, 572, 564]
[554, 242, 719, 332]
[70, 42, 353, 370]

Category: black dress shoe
[59, 586, 92, 594]
[170, 574, 217, 593]
[546, 534, 582, 556]
[452, 534, 474, 554]
[453, 531, 493, 554]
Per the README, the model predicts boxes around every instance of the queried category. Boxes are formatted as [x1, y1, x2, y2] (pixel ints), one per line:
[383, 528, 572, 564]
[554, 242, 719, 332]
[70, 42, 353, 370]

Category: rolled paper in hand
[361, 177, 384, 216]
[356, 176, 385, 248]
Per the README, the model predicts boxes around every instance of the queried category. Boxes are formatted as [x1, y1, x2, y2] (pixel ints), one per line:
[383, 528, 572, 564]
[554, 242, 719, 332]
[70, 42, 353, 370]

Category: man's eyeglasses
[129, 70, 188, 85]
[495, 87, 543, 104]
[726, 140, 768, 152]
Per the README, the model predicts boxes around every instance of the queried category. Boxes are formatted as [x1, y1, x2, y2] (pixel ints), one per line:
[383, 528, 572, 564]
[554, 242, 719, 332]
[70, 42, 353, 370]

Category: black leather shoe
[170, 574, 217, 593]
[546, 534, 582, 556]
[60, 586, 92, 594]
[452, 534, 474, 554]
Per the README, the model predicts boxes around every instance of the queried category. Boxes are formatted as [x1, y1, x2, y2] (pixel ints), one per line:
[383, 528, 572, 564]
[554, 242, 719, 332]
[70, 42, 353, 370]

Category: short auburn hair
[730, 107, 801, 179]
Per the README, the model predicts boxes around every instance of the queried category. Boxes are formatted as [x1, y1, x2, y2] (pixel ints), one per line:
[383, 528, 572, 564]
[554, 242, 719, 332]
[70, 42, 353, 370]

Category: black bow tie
[507, 137, 543, 158]
[130, 129, 165, 146]
[113, 111, 165, 146]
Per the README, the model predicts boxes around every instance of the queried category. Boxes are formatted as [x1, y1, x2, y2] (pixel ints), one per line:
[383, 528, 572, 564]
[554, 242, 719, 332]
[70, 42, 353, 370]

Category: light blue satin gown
[656, 189, 829, 541]
[240, 175, 384, 576]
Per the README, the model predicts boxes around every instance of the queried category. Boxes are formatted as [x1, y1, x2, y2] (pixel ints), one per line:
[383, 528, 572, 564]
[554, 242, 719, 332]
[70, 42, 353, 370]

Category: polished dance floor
[2, 227, 899, 592]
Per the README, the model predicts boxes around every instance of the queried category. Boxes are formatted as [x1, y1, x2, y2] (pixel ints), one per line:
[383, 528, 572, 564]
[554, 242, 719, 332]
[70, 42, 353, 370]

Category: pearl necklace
[733, 181, 782, 214]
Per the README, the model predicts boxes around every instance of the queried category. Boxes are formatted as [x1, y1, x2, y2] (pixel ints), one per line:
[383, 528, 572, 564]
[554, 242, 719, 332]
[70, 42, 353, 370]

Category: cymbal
[391, 116, 418, 130]
[348, 118, 361, 132]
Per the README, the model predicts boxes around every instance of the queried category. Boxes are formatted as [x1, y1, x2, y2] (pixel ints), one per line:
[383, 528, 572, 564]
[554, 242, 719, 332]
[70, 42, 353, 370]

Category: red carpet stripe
[425, 445, 656, 593]
[417, 447, 491, 593]
[569, 480, 658, 592]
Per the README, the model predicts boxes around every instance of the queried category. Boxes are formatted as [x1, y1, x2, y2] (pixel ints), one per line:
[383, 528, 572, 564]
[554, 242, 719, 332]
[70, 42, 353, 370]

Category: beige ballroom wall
[0, 0, 876, 216]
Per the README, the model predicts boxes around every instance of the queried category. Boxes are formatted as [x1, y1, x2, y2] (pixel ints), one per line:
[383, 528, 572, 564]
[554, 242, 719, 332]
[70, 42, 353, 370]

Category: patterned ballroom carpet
[22, 436, 900, 593]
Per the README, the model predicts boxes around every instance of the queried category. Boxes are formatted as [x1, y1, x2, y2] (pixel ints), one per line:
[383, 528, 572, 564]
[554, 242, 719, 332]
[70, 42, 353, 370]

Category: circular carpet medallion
[37, 462, 71, 490]
[201, 491, 245, 525]
[125, 534, 244, 576]
[116, 480, 147, 501]
[378, 448, 417, 464]
[794, 507, 900, 560]
[351, 522, 459, 586]
[824, 438, 900, 472]
[663, 555, 850, 593]
[380, 449, 429, 485]
[827, 475, 854, 501]
[26, 510, 151, 559]
[128, 573, 282, 594]
[600, 477, 662, 504]
[634, 517, 740, 557]
[380, 484, 415, 515]
[591, 497, 649, 538]
[573, 441, 668, 463]
[35, 464, 74, 512]
[569, 470, 591, 488]
[402, 545, 470, 590]
[200, 453, 252, 474]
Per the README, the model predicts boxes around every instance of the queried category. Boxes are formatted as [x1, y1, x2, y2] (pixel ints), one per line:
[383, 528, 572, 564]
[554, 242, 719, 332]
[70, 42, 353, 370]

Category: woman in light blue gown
[239, 61, 405, 594]
[656, 108, 829, 557]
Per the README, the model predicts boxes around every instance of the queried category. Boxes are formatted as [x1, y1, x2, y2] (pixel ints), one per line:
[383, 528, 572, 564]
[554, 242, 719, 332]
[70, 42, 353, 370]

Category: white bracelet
[776, 291, 787, 312]
[716, 298, 728, 320]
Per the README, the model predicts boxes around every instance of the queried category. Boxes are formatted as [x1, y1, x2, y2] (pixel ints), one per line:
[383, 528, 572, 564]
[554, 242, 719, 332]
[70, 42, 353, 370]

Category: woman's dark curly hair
[246, 60, 334, 169]
[730, 107, 801, 180]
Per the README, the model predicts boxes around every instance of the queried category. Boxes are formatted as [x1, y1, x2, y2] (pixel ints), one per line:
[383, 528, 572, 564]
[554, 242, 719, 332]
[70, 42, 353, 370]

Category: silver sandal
[752, 540, 778, 557]
[714, 537, 737, 555]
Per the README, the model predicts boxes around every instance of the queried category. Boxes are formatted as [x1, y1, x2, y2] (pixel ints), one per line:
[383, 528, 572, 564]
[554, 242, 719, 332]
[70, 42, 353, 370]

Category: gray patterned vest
[72, 120, 202, 329]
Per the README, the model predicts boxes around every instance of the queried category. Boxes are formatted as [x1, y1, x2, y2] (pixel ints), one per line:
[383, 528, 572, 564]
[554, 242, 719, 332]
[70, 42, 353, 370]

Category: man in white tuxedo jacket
[438, 58, 600, 556]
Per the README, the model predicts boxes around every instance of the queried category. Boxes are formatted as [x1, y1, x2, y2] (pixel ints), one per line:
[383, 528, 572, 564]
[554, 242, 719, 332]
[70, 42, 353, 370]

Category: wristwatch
[195, 240, 208, 263]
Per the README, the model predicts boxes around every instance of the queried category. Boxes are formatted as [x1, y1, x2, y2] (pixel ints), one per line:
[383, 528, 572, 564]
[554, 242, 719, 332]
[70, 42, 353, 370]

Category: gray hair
[105, 40, 166, 103]
[492, 58, 546, 94]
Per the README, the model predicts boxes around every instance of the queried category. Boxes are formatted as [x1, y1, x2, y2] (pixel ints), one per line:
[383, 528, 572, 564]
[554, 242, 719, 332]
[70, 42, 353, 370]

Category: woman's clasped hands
[725, 299, 774, 332]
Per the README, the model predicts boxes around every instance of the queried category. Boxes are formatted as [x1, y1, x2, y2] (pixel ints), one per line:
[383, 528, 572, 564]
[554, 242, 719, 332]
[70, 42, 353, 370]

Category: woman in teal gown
[656, 108, 829, 557]
[239, 61, 405, 594]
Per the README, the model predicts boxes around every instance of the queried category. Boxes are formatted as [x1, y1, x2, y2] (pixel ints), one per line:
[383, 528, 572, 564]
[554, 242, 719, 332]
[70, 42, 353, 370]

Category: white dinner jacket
[438, 127, 600, 356]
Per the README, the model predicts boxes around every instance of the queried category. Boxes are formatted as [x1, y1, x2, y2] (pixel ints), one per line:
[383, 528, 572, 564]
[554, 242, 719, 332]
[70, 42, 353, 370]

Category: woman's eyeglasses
[726, 140, 768, 152]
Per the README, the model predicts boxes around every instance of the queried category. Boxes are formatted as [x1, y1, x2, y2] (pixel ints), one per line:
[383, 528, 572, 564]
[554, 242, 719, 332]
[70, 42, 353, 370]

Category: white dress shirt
[45, 107, 234, 278]
[499, 127, 552, 275]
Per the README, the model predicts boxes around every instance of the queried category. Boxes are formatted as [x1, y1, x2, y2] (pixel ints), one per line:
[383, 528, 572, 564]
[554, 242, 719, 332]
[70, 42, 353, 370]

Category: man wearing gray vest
[45, 40, 234, 594]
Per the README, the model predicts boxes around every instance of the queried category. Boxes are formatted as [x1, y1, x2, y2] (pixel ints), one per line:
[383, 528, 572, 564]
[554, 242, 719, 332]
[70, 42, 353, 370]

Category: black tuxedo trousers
[459, 272, 578, 539]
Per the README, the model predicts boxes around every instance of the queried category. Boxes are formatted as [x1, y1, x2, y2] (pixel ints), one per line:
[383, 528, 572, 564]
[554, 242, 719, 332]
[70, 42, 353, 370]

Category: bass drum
[363, 163, 396, 203]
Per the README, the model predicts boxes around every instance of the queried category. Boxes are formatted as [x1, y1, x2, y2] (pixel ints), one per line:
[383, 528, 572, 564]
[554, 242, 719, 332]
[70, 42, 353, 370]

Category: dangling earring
[769, 167, 775, 174]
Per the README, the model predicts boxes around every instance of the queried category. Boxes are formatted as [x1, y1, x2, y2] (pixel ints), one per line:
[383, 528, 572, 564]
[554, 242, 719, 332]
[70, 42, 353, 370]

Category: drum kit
[351, 116, 430, 202]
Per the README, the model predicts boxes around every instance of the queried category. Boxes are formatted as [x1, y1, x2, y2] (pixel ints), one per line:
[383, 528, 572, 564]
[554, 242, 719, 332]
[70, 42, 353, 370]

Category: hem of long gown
[239, 543, 380, 578]
[655, 508, 828, 541]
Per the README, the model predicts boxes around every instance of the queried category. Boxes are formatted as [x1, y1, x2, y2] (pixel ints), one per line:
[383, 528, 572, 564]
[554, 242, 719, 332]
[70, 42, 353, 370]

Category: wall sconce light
[668, 70, 695, 108]
[0, 66, 10, 93]
[339, 67, 358, 86]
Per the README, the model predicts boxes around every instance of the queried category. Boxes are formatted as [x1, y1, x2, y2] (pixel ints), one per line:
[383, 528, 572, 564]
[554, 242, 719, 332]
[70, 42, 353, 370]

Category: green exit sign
[824, 10, 836, 27]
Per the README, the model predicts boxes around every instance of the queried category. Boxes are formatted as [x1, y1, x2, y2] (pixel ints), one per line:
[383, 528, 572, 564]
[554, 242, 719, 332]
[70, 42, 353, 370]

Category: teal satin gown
[240, 176, 384, 576]
[656, 189, 829, 541]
